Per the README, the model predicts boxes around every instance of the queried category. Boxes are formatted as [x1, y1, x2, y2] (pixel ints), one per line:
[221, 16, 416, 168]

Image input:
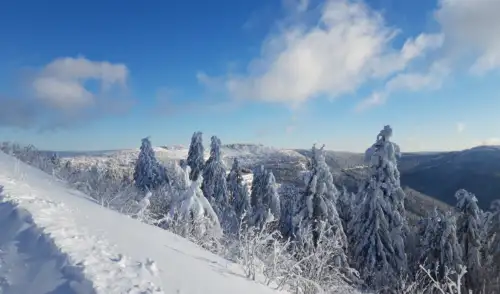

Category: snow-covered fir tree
[455, 189, 483, 292]
[227, 158, 243, 202]
[293, 144, 347, 251]
[187, 131, 205, 181]
[250, 170, 281, 229]
[201, 136, 236, 233]
[350, 125, 408, 292]
[278, 183, 300, 239]
[133, 137, 167, 192]
[250, 165, 266, 206]
[202, 136, 225, 204]
[485, 200, 500, 257]
[483, 199, 500, 292]
[167, 166, 222, 239]
[418, 209, 463, 284]
[338, 186, 354, 231]
[227, 158, 251, 224]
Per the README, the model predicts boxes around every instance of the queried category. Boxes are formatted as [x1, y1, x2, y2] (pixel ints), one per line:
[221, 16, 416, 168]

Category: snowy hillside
[61, 144, 307, 171]
[0, 152, 285, 294]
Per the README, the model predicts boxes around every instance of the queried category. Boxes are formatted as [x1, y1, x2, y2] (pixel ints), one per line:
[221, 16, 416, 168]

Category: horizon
[1, 0, 500, 153]
[30, 141, 500, 155]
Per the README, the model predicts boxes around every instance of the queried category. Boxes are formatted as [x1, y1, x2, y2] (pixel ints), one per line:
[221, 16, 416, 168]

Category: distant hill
[398, 146, 500, 210]
[44, 143, 500, 214]
[318, 145, 500, 210]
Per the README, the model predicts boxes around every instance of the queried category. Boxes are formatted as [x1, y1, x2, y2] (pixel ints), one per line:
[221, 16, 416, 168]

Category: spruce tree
[418, 209, 463, 283]
[350, 125, 408, 292]
[250, 165, 266, 208]
[133, 137, 165, 192]
[202, 136, 224, 203]
[250, 170, 281, 229]
[338, 186, 353, 231]
[202, 136, 236, 233]
[455, 189, 483, 292]
[227, 158, 243, 202]
[483, 200, 500, 292]
[227, 158, 251, 223]
[187, 131, 205, 181]
[294, 145, 347, 250]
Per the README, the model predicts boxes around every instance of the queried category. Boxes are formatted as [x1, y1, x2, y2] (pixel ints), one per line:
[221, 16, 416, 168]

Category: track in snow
[0, 189, 95, 294]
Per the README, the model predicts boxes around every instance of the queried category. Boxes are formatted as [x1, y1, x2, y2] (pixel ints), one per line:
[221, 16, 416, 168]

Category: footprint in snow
[137, 258, 159, 276]
[110, 254, 127, 267]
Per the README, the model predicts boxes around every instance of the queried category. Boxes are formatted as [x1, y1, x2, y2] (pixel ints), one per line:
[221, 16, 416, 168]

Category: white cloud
[32, 56, 128, 110]
[359, 0, 500, 110]
[201, 0, 443, 107]
[456, 122, 465, 133]
[356, 61, 449, 111]
[435, 0, 500, 74]
[199, 0, 500, 112]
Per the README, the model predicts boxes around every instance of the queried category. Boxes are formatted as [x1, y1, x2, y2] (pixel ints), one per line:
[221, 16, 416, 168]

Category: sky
[1, 0, 500, 152]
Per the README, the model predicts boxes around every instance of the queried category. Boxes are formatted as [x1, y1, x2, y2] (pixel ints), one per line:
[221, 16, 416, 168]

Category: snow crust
[0, 152, 283, 294]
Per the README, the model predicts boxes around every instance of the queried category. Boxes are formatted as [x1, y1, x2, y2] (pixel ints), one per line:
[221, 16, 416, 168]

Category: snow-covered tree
[50, 152, 60, 166]
[227, 158, 251, 224]
[350, 125, 408, 292]
[187, 131, 205, 181]
[133, 137, 166, 192]
[293, 145, 347, 251]
[202, 136, 223, 202]
[250, 170, 281, 229]
[278, 183, 300, 239]
[202, 136, 236, 233]
[418, 209, 463, 285]
[455, 189, 483, 292]
[227, 158, 242, 201]
[250, 165, 266, 206]
[485, 200, 500, 263]
[167, 166, 222, 239]
[338, 186, 354, 231]
[482, 199, 500, 293]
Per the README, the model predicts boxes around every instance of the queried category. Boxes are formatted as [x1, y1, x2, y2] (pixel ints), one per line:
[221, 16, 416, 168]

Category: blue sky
[1, 0, 499, 152]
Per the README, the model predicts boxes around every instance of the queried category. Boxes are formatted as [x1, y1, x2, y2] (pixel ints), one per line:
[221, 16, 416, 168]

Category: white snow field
[0, 152, 284, 294]
[62, 144, 308, 172]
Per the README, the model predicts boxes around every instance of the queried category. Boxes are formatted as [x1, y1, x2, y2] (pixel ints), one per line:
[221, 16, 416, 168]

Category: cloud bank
[32, 56, 128, 110]
[200, 0, 500, 111]
[1, 56, 132, 129]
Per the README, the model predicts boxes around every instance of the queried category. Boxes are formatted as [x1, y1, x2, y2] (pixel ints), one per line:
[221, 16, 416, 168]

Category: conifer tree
[201, 136, 236, 233]
[187, 131, 205, 181]
[227, 158, 251, 223]
[418, 209, 463, 283]
[133, 137, 166, 192]
[338, 186, 353, 231]
[483, 199, 500, 292]
[250, 165, 266, 208]
[455, 189, 483, 292]
[250, 170, 281, 229]
[350, 126, 408, 292]
[294, 145, 347, 250]
[202, 136, 224, 202]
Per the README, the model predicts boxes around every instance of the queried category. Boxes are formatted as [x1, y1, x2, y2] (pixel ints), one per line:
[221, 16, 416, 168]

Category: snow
[0, 152, 284, 294]
[63, 144, 307, 173]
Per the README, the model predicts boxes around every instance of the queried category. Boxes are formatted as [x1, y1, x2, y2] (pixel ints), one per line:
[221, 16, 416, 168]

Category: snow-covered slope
[62, 144, 307, 171]
[0, 152, 283, 294]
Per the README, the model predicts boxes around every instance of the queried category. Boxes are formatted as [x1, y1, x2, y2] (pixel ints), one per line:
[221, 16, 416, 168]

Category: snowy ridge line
[0, 164, 163, 293]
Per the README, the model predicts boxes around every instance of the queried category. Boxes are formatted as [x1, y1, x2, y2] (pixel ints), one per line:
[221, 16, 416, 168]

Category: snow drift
[0, 152, 282, 294]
